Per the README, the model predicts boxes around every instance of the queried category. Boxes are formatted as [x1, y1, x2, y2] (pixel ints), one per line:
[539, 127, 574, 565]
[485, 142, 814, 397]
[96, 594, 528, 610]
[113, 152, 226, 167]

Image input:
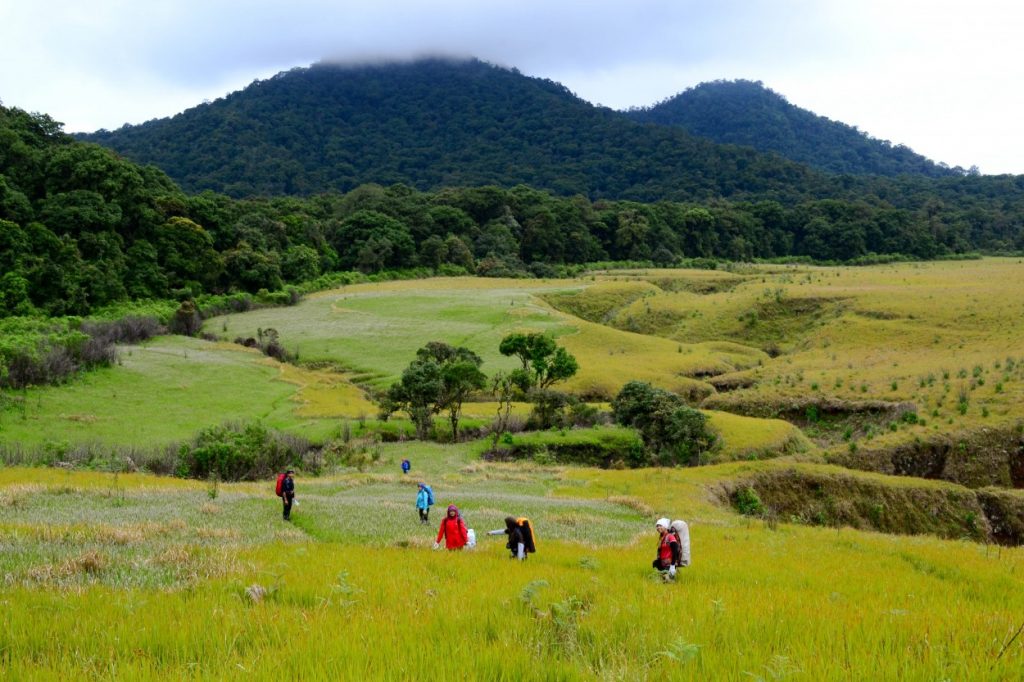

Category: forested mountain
[626, 80, 962, 178]
[79, 58, 826, 201]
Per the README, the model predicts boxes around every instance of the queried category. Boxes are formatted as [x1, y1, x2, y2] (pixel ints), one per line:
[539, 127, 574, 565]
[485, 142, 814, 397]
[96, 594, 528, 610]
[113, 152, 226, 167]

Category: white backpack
[671, 520, 691, 567]
[466, 528, 477, 549]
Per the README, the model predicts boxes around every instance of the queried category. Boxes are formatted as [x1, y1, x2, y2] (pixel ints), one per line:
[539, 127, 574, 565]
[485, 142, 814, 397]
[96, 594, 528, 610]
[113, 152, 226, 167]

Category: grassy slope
[3, 452, 1023, 679]
[0, 336, 363, 447]
[545, 260, 1024, 456]
[205, 277, 767, 398]
[1, 280, 787, 453]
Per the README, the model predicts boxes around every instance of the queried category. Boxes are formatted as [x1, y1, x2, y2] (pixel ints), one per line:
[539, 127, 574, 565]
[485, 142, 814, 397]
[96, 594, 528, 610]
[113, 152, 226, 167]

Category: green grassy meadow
[0, 336, 347, 447]
[3, 259, 1024, 678]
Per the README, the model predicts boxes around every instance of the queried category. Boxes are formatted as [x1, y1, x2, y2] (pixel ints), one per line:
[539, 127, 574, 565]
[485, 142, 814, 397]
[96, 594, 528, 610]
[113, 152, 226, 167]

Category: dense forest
[3, 100, 1024, 322]
[78, 60, 981, 203]
[80, 59, 828, 200]
[625, 79, 964, 178]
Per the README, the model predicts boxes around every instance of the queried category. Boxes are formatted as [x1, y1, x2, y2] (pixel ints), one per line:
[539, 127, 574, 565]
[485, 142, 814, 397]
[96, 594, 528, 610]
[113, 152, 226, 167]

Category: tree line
[3, 103, 1024, 323]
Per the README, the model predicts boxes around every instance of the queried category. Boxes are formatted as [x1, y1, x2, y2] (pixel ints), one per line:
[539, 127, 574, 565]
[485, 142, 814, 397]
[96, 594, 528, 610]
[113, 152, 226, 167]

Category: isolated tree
[499, 332, 579, 429]
[169, 299, 201, 336]
[415, 342, 486, 441]
[498, 332, 578, 390]
[381, 358, 443, 440]
[381, 341, 486, 441]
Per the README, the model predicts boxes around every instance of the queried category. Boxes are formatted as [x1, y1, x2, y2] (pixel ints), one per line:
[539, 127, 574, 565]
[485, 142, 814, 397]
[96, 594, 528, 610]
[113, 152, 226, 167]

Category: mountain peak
[626, 78, 957, 177]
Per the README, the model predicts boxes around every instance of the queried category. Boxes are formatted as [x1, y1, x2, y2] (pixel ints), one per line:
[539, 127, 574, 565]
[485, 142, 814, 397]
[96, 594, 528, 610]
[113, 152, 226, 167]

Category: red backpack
[275, 473, 286, 497]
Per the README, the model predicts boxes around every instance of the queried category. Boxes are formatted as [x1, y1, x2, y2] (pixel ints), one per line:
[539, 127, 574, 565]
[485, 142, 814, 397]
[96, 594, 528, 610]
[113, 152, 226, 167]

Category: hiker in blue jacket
[416, 482, 434, 525]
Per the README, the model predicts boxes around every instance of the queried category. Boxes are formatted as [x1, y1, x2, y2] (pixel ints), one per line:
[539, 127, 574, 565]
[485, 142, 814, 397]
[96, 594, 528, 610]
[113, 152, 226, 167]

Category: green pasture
[0, 336, 343, 448]
[206, 278, 575, 386]
[203, 277, 767, 398]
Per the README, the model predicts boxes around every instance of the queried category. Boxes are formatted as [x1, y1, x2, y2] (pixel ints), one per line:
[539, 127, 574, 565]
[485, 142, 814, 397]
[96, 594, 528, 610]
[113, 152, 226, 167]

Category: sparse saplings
[611, 380, 716, 466]
[489, 371, 516, 448]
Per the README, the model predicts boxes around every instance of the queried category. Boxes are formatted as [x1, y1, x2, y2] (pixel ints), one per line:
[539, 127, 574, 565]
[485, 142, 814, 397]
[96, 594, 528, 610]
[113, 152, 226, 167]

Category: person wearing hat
[653, 518, 681, 579]
[281, 470, 296, 521]
[434, 504, 469, 550]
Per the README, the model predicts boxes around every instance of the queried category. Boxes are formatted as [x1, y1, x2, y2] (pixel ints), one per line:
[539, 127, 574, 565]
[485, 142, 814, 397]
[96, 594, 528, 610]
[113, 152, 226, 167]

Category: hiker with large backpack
[652, 517, 681, 579]
[276, 470, 296, 521]
[434, 504, 469, 550]
[416, 482, 435, 525]
[487, 516, 536, 560]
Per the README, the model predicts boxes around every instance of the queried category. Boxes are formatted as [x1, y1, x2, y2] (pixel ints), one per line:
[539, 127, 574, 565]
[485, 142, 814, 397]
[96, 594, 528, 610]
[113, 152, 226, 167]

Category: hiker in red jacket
[434, 504, 468, 550]
[652, 517, 681, 579]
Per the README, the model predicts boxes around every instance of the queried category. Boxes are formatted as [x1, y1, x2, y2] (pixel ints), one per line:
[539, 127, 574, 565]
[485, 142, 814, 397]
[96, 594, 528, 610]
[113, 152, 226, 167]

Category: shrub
[175, 422, 312, 481]
[611, 381, 717, 466]
[0, 315, 160, 389]
[734, 486, 765, 516]
[482, 427, 643, 468]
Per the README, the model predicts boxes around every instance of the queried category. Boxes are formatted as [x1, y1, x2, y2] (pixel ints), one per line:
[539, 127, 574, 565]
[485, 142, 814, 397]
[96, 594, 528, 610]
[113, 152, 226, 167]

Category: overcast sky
[2, 0, 1021, 174]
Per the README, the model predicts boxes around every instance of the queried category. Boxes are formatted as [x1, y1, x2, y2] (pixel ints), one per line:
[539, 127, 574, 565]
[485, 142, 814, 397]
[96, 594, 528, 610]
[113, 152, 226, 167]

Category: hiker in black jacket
[487, 516, 535, 560]
[282, 470, 295, 521]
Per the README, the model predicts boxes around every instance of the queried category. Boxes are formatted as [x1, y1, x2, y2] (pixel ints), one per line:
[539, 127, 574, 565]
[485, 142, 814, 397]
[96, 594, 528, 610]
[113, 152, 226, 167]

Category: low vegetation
[3, 260, 1024, 677]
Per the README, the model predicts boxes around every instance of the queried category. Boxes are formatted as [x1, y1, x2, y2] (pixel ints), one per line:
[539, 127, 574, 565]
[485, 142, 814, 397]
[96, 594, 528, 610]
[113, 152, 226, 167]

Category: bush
[734, 486, 765, 516]
[175, 422, 313, 481]
[611, 381, 717, 466]
[0, 315, 159, 389]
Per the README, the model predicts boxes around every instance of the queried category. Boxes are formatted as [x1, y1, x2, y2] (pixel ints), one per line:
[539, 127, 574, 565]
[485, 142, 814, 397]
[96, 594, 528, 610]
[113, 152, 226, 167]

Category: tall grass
[2, 536, 1021, 679]
[3, 446, 1024, 679]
